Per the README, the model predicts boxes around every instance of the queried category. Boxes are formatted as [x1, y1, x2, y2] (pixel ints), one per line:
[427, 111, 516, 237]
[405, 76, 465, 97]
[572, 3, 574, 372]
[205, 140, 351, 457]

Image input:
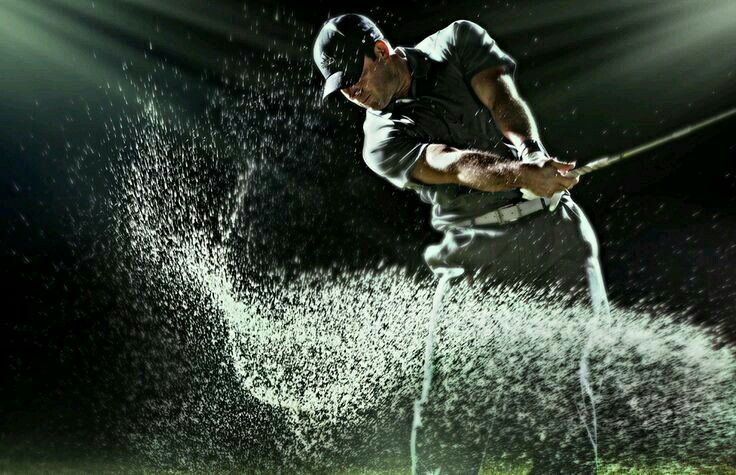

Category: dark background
[1, 0, 735, 468]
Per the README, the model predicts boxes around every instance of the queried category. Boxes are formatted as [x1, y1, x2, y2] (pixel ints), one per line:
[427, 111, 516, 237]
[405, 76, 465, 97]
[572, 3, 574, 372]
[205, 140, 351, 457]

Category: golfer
[313, 14, 609, 473]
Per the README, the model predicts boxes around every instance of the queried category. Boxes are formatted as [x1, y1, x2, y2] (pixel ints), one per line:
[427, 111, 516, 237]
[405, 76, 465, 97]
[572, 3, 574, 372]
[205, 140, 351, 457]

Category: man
[313, 14, 608, 473]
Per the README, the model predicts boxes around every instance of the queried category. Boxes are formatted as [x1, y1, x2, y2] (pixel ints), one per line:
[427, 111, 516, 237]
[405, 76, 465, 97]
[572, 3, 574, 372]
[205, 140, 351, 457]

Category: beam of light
[533, 0, 736, 105]
[0, 0, 312, 103]
[0, 0, 118, 85]
[117, 0, 303, 56]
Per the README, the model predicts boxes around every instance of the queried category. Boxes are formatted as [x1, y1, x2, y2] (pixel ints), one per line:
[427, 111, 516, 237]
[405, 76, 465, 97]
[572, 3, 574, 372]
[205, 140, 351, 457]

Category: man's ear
[374, 40, 391, 61]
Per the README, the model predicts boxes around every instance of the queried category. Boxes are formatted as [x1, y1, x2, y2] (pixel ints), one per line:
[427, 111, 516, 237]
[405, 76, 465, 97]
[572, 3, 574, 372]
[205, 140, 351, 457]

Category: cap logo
[321, 53, 337, 68]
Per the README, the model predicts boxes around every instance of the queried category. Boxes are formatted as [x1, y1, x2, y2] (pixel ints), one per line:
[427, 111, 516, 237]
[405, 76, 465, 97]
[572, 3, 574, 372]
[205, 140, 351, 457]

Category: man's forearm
[489, 75, 540, 150]
[444, 148, 527, 193]
[418, 144, 571, 195]
[453, 149, 577, 197]
[457, 151, 526, 192]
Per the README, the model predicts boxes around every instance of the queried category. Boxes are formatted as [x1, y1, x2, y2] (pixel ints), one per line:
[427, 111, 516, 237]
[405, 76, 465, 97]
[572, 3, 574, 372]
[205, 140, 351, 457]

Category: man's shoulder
[415, 20, 488, 55]
[362, 108, 413, 137]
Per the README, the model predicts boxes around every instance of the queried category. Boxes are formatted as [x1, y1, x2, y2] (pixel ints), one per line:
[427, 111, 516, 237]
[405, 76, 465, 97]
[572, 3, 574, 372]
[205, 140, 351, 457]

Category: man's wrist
[518, 139, 546, 159]
[515, 162, 536, 188]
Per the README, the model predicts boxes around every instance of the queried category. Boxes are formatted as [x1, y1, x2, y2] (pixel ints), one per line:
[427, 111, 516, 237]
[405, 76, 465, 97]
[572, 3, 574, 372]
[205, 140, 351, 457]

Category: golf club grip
[569, 159, 609, 177]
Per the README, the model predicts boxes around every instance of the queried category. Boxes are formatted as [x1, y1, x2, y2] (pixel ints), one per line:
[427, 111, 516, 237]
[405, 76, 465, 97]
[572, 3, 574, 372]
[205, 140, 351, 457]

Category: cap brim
[322, 70, 361, 100]
[321, 46, 365, 100]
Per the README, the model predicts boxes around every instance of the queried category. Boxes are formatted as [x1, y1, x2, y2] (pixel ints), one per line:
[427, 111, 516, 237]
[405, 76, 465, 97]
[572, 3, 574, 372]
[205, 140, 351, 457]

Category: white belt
[450, 198, 549, 228]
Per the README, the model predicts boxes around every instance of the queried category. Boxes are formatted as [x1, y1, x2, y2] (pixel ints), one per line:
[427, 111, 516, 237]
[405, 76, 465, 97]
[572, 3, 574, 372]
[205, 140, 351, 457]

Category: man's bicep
[362, 122, 432, 189]
[411, 144, 461, 186]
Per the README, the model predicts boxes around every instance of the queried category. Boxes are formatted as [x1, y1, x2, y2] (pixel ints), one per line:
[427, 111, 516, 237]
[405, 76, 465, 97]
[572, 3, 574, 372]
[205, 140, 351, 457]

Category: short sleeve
[362, 113, 429, 191]
[447, 20, 517, 81]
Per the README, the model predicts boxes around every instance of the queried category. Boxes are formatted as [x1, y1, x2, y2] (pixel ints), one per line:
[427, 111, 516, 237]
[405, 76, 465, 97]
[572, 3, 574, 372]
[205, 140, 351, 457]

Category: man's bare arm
[412, 144, 525, 192]
[411, 144, 578, 196]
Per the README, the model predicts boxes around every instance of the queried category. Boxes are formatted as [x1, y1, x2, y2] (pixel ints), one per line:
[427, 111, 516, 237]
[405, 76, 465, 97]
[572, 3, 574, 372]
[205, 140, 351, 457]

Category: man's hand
[520, 158, 579, 198]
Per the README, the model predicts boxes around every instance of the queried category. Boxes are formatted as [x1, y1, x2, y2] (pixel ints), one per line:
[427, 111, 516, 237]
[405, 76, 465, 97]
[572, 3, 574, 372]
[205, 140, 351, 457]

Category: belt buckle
[494, 209, 505, 224]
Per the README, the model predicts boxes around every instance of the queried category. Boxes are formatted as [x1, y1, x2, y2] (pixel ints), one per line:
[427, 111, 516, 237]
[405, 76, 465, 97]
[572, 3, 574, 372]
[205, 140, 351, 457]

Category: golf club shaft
[570, 107, 736, 177]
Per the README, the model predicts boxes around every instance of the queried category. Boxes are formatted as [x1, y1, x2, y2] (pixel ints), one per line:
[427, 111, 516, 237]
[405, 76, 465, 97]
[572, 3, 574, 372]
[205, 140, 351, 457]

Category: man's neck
[393, 50, 412, 100]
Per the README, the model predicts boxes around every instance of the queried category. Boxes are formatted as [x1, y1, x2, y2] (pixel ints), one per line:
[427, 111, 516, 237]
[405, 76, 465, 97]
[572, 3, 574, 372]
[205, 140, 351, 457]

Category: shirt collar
[399, 46, 430, 99]
[371, 47, 429, 115]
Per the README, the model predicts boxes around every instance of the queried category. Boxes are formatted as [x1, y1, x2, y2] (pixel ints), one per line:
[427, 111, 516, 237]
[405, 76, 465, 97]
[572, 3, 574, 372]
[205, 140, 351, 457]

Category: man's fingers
[548, 159, 576, 172]
[527, 157, 580, 196]
[557, 174, 579, 189]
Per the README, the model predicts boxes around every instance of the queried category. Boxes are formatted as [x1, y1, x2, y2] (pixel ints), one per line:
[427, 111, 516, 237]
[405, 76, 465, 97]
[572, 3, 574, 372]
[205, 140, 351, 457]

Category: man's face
[340, 47, 395, 110]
